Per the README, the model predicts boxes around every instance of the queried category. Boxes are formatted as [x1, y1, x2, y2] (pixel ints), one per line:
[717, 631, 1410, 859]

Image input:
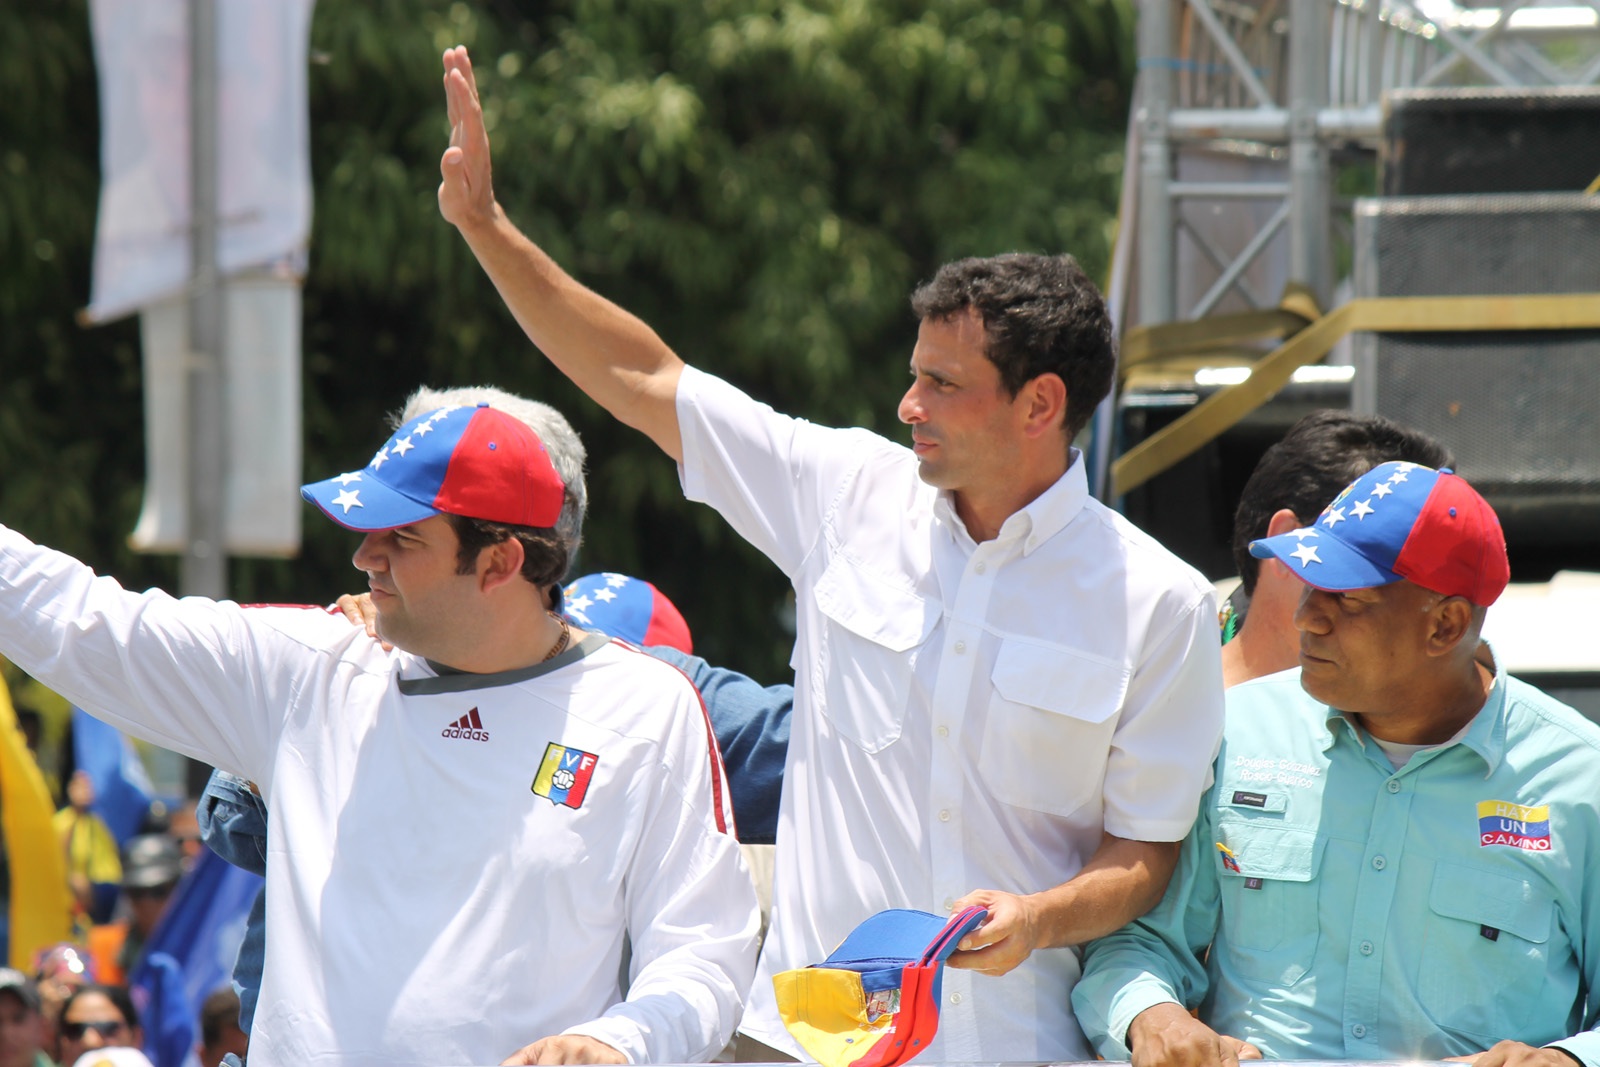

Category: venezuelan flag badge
[532, 742, 600, 809]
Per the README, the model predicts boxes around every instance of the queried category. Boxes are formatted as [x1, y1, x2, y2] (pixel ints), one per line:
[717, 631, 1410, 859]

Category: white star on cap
[391, 436, 415, 457]
[1351, 498, 1375, 520]
[1371, 481, 1393, 499]
[1291, 543, 1322, 567]
[1287, 527, 1320, 541]
[604, 574, 629, 588]
[369, 446, 389, 470]
[1322, 506, 1346, 528]
[594, 588, 618, 603]
[566, 605, 591, 624]
[332, 489, 363, 514]
[567, 594, 593, 614]
[412, 421, 434, 437]
[1387, 469, 1410, 483]
[333, 472, 362, 486]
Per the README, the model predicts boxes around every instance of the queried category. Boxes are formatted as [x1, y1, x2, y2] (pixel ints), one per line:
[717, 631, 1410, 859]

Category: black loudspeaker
[1382, 87, 1600, 196]
[1352, 193, 1600, 544]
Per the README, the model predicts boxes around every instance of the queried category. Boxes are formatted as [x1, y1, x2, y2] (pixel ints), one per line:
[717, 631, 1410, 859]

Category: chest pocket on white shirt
[978, 638, 1127, 818]
[812, 554, 939, 753]
[1418, 862, 1556, 1043]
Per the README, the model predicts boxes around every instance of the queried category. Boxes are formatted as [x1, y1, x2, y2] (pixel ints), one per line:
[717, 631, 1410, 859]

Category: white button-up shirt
[677, 366, 1224, 1062]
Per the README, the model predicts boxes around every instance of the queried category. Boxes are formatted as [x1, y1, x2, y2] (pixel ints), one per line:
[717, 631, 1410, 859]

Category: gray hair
[396, 385, 587, 560]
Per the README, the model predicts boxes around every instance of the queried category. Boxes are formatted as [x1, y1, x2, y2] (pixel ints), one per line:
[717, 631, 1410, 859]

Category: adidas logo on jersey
[441, 707, 490, 742]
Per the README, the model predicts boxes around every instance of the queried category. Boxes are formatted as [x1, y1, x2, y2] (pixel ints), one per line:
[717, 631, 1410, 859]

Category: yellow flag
[0, 675, 71, 967]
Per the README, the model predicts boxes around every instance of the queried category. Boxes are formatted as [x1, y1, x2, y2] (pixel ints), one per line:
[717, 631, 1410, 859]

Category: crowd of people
[2, 41, 1597, 1067]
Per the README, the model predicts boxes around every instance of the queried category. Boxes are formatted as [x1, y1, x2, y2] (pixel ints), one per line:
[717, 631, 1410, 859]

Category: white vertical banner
[131, 275, 302, 557]
[86, 0, 315, 322]
[88, 0, 314, 558]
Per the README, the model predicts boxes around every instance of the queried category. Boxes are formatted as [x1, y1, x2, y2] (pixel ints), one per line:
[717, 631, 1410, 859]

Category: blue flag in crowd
[130, 846, 263, 1067]
[71, 706, 155, 844]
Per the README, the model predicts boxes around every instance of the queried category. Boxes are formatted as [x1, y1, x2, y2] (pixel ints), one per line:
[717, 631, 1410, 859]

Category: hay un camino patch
[1477, 800, 1553, 852]
[532, 743, 600, 809]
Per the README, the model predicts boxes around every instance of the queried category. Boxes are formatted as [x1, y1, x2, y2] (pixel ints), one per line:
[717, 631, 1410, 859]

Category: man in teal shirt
[1075, 461, 1600, 1067]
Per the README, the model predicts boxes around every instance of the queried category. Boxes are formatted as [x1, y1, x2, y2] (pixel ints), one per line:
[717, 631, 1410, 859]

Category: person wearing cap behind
[562, 573, 790, 848]
[0, 385, 757, 1067]
[0, 968, 50, 1067]
[1074, 461, 1600, 1067]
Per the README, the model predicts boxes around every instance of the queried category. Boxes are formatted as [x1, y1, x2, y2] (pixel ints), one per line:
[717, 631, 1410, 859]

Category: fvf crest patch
[532, 743, 600, 809]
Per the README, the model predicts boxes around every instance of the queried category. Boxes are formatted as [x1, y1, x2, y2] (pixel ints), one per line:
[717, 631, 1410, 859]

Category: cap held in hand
[774, 906, 987, 1067]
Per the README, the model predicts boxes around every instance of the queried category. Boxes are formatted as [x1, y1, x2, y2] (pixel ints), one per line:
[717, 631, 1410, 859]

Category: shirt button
[975, 562, 986, 574]
[949, 992, 963, 1005]
[1359, 940, 1374, 956]
[1387, 780, 1401, 793]
[1372, 856, 1387, 870]
[943, 898, 955, 913]
[938, 809, 952, 822]
[954, 640, 967, 654]
[1352, 1024, 1367, 1038]
[937, 725, 950, 739]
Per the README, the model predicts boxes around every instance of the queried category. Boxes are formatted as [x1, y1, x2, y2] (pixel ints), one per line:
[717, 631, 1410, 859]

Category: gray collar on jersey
[400, 632, 609, 695]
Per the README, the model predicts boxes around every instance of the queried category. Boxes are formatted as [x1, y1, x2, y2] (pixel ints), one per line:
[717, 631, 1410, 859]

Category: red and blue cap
[1249, 461, 1509, 606]
[562, 573, 693, 653]
[301, 403, 566, 532]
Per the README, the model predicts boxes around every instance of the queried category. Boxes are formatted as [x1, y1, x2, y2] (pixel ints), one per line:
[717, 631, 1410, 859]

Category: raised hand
[439, 45, 497, 230]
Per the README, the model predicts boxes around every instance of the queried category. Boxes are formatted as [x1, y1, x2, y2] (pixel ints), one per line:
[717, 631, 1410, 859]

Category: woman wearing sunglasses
[54, 986, 141, 1067]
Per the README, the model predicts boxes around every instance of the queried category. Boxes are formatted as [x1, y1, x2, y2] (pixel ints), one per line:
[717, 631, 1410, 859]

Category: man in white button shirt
[437, 45, 1225, 1062]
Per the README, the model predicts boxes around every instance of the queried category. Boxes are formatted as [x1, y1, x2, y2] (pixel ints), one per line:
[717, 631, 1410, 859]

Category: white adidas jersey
[0, 526, 758, 1066]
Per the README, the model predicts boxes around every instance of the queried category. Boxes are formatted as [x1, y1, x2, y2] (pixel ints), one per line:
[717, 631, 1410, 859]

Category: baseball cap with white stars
[561, 572, 693, 653]
[1249, 461, 1509, 606]
[301, 403, 566, 531]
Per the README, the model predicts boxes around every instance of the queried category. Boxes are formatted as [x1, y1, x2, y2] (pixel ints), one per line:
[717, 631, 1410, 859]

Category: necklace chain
[542, 612, 572, 663]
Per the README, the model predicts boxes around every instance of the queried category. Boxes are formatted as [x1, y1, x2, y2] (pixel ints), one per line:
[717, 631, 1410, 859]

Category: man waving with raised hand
[438, 45, 1225, 1063]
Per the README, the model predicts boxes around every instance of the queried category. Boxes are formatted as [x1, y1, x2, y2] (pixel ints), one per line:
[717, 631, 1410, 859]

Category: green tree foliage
[1, 0, 1132, 682]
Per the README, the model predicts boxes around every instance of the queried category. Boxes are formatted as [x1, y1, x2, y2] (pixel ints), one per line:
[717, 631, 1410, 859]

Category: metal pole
[185, 0, 225, 601]
[1288, 0, 1331, 305]
[1138, 0, 1177, 325]
[185, 0, 225, 796]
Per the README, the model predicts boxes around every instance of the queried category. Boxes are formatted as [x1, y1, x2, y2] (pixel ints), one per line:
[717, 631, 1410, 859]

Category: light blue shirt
[1074, 655, 1600, 1065]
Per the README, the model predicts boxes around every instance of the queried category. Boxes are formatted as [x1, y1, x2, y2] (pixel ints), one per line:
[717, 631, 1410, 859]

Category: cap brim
[1249, 528, 1402, 592]
[301, 471, 440, 532]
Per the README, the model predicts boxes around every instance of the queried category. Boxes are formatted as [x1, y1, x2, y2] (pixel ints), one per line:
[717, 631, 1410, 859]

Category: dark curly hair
[910, 253, 1116, 441]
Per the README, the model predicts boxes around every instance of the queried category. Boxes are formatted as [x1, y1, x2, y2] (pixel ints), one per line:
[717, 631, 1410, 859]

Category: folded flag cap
[775, 906, 987, 1067]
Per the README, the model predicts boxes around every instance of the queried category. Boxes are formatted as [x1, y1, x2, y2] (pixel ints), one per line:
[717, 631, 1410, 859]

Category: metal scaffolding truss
[1133, 0, 1600, 327]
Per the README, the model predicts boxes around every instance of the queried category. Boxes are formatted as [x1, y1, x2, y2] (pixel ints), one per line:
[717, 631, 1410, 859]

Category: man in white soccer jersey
[0, 392, 758, 1067]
